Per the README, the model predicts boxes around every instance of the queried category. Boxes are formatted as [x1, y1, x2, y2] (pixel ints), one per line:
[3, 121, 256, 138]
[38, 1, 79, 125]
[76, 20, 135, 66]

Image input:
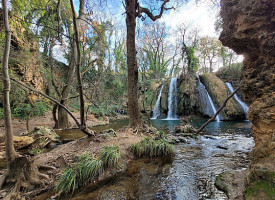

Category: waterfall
[225, 82, 249, 115]
[152, 85, 163, 119]
[197, 75, 220, 122]
[167, 77, 178, 119]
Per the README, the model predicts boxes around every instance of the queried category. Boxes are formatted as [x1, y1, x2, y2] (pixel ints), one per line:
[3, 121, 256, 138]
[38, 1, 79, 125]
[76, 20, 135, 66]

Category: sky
[160, 0, 219, 38]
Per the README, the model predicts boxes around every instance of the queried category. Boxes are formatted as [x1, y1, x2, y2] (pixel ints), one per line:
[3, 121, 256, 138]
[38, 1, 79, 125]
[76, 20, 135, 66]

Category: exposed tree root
[1, 155, 52, 199]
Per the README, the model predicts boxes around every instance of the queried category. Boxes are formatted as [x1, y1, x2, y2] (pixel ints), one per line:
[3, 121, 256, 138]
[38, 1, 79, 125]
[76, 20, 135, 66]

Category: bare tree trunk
[70, 0, 86, 127]
[196, 86, 240, 133]
[1, 0, 18, 166]
[58, 40, 77, 129]
[126, 0, 143, 128]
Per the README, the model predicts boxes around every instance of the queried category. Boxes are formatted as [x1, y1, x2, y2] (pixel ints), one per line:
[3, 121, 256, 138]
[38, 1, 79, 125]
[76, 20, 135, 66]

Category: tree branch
[81, 59, 97, 75]
[137, 0, 174, 21]
[195, 86, 240, 133]
[1, 74, 94, 136]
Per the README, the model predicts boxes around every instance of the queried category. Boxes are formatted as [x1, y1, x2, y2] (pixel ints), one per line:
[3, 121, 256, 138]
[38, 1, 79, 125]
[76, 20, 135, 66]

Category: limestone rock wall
[220, 0, 275, 197]
[0, 12, 45, 104]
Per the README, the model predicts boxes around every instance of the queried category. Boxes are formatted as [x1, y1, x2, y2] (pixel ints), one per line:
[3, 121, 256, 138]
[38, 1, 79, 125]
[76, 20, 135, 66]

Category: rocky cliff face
[220, 0, 275, 198]
[0, 12, 45, 104]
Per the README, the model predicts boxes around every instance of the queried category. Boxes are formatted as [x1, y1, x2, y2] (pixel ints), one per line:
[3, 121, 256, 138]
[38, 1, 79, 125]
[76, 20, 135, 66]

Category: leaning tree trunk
[126, 0, 143, 128]
[1, 0, 18, 166]
[57, 41, 77, 129]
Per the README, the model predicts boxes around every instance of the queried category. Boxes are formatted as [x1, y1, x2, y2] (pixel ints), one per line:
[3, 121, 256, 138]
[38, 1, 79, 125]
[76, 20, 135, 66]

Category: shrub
[100, 145, 121, 168]
[12, 101, 49, 119]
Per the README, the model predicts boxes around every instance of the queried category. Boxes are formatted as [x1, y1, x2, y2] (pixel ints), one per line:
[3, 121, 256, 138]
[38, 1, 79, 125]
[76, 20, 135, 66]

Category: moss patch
[245, 181, 275, 200]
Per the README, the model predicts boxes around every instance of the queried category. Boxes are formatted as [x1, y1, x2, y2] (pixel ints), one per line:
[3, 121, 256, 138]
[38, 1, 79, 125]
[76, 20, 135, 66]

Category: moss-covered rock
[28, 126, 59, 148]
[177, 74, 198, 116]
[200, 73, 245, 120]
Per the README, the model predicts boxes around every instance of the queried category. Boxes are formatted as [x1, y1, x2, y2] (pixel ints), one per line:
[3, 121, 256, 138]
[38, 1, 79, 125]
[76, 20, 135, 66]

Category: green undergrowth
[100, 146, 121, 168]
[56, 146, 121, 194]
[130, 137, 175, 159]
[11, 101, 49, 119]
[245, 180, 275, 200]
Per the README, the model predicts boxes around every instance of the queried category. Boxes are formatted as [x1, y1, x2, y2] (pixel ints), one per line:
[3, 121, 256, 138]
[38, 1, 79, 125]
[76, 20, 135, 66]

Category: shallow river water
[57, 119, 253, 200]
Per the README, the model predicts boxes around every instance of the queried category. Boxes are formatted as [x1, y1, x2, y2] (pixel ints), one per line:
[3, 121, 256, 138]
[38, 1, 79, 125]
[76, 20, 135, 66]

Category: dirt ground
[0, 112, 149, 199]
[0, 111, 110, 138]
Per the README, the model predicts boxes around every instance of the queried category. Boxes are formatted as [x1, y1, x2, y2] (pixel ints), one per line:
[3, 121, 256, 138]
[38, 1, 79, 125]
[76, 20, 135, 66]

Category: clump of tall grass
[100, 145, 121, 168]
[56, 146, 122, 194]
[130, 137, 175, 159]
[56, 156, 103, 194]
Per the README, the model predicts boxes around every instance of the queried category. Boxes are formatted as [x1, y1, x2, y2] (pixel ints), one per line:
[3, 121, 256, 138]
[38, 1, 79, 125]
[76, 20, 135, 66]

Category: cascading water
[197, 75, 220, 122]
[167, 77, 178, 120]
[225, 82, 249, 115]
[152, 85, 163, 119]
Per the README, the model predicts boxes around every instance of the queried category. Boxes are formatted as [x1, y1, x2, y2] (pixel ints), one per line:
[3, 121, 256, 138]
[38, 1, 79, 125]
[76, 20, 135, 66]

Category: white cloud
[160, 0, 218, 38]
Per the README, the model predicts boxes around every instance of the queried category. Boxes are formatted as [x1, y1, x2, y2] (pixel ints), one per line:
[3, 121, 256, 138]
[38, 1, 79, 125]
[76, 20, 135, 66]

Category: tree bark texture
[1, 0, 18, 166]
[126, 0, 142, 128]
[57, 37, 77, 129]
[70, 0, 86, 127]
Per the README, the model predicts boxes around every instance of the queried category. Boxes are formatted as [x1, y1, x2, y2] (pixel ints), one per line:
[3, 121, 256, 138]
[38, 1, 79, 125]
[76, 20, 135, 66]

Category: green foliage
[100, 145, 121, 168]
[186, 46, 199, 73]
[56, 157, 104, 194]
[11, 101, 49, 119]
[29, 148, 43, 155]
[0, 108, 3, 119]
[245, 181, 275, 200]
[216, 62, 243, 81]
[130, 137, 175, 159]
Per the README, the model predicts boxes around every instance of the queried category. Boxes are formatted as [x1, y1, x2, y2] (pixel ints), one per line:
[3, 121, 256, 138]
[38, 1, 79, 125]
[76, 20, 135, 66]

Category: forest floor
[0, 111, 148, 199]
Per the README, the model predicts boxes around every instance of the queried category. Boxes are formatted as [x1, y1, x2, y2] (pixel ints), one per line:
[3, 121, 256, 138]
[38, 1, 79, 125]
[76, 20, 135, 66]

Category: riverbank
[0, 126, 150, 199]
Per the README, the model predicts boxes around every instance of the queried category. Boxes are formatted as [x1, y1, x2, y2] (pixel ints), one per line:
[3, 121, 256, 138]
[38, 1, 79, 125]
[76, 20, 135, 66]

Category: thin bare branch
[196, 86, 240, 133]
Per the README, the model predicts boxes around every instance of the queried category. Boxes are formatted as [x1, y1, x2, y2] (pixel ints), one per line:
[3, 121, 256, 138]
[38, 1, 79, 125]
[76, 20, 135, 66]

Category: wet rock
[175, 124, 196, 133]
[180, 133, 198, 139]
[215, 173, 230, 198]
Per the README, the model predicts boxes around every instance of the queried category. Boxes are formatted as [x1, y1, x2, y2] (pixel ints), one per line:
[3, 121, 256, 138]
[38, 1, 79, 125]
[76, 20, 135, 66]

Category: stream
[55, 119, 253, 200]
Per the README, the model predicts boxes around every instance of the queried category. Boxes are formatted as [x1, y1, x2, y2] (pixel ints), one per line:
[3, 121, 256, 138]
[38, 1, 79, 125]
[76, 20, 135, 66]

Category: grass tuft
[56, 157, 103, 194]
[100, 145, 121, 168]
[130, 137, 175, 159]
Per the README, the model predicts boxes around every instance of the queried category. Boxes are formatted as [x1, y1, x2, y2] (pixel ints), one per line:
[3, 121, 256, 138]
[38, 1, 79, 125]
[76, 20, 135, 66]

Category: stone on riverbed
[175, 124, 196, 133]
